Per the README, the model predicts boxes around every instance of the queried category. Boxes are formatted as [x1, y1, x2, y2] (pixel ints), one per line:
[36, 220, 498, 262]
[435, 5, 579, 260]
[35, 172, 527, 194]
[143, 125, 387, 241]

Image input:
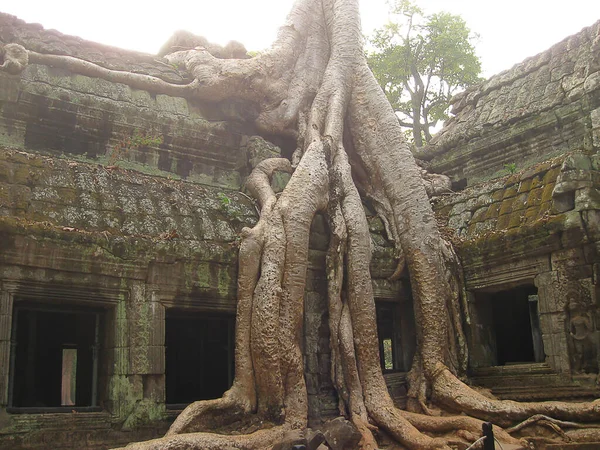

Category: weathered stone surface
[0, 13, 183, 82]
[416, 20, 600, 186]
[322, 417, 362, 450]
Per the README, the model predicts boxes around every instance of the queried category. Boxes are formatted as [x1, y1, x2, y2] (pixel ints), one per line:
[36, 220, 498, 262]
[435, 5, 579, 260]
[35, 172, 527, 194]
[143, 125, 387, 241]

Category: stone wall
[0, 148, 401, 448]
[419, 20, 600, 400]
[0, 146, 257, 448]
[0, 14, 259, 447]
[418, 20, 600, 187]
[0, 12, 261, 190]
[433, 132, 600, 398]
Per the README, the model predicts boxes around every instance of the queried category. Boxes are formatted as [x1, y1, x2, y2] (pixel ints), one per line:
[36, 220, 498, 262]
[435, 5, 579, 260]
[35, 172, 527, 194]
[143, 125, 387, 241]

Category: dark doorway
[10, 304, 100, 408]
[472, 285, 545, 367]
[376, 298, 416, 372]
[165, 311, 234, 406]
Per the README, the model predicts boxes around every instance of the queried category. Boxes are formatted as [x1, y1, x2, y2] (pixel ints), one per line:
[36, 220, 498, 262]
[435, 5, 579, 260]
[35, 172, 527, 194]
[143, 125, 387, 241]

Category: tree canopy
[367, 0, 482, 146]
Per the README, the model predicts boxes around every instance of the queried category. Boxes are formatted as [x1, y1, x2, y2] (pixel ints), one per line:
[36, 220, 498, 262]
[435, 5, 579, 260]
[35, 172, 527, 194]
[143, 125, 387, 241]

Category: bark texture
[3, 1, 600, 448]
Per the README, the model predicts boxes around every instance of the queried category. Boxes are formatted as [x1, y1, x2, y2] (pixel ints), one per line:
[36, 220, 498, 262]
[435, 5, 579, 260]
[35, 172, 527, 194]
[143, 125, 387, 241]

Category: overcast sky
[2, 0, 599, 78]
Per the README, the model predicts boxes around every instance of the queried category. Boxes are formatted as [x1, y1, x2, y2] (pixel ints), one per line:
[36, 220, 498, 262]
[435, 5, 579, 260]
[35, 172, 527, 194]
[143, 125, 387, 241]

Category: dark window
[376, 300, 416, 372]
[165, 311, 234, 406]
[472, 285, 545, 367]
[9, 304, 101, 408]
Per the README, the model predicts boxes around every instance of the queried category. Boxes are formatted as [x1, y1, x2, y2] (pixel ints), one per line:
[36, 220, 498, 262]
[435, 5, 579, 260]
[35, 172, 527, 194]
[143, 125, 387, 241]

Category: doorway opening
[165, 310, 234, 407]
[376, 299, 416, 372]
[472, 285, 545, 367]
[9, 303, 101, 408]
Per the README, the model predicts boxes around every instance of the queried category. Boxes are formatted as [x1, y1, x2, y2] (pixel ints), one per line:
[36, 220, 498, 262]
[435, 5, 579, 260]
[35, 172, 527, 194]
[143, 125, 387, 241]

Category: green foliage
[367, 0, 482, 147]
[504, 163, 517, 174]
[108, 131, 163, 166]
[382, 338, 393, 370]
[218, 192, 232, 208]
[218, 192, 241, 221]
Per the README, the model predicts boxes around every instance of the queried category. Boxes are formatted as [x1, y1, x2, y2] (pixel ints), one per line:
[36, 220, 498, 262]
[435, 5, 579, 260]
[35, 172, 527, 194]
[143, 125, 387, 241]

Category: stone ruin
[0, 11, 599, 449]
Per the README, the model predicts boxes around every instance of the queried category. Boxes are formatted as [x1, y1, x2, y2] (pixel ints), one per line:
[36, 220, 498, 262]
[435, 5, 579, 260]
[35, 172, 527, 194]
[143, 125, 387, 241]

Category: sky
[2, 0, 600, 78]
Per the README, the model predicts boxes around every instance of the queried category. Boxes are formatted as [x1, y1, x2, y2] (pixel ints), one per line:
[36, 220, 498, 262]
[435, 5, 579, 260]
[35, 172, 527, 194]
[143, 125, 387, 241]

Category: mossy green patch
[499, 198, 514, 216]
[541, 183, 556, 203]
[538, 201, 552, 217]
[471, 207, 488, 223]
[511, 193, 528, 212]
[508, 211, 525, 228]
[530, 174, 543, 190]
[518, 178, 533, 193]
[483, 202, 501, 220]
[543, 167, 561, 184]
[497, 214, 511, 229]
[9, 185, 31, 210]
[12, 164, 32, 184]
[0, 161, 11, 183]
[526, 188, 543, 207]
[491, 190, 504, 202]
[502, 184, 519, 199]
[524, 206, 542, 224]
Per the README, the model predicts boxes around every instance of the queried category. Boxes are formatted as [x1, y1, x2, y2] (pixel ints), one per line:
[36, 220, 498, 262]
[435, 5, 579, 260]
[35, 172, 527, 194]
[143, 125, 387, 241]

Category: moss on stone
[541, 183, 556, 203]
[508, 211, 525, 228]
[496, 214, 511, 229]
[491, 189, 504, 202]
[543, 166, 562, 184]
[530, 174, 543, 190]
[517, 178, 533, 193]
[483, 202, 501, 220]
[524, 206, 542, 224]
[526, 188, 543, 206]
[471, 207, 488, 223]
[502, 184, 519, 199]
[499, 198, 514, 216]
[511, 193, 528, 212]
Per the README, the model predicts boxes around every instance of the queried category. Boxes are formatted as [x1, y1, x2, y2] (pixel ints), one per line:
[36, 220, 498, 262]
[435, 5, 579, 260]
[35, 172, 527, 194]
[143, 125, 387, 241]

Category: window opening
[382, 338, 393, 370]
[61, 348, 77, 406]
[165, 311, 234, 406]
[472, 285, 545, 367]
[491, 286, 543, 365]
[376, 299, 416, 372]
[9, 303, 101, 408]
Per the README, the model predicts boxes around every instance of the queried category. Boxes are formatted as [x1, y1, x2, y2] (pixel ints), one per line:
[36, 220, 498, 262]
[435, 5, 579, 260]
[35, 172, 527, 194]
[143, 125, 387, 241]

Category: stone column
[127, 284, 165, 377]
[465, 291, 497, 368]
[535, 271, 570, 373]
[110, 283, 166, 425]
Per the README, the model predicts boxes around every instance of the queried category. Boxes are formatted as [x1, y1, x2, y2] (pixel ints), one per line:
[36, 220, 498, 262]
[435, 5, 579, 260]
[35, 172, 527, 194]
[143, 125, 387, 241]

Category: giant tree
[2, 0, 600, 448]
[367, 0, 482, 146]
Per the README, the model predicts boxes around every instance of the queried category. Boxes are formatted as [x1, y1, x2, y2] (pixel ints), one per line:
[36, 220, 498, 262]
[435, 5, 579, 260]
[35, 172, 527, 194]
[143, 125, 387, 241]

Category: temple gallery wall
[0, 12, 600, 449]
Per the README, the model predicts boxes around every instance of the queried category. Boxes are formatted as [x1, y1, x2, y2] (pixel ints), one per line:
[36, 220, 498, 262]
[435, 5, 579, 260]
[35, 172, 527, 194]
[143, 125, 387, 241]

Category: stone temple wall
[430, 21, 600, 400]
[418, 20, 600, 188]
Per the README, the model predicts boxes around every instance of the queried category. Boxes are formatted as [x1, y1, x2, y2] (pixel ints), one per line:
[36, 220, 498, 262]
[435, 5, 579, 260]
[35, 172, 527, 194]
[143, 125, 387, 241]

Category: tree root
[507, 414, 600, 434]
[432, 364, 600, 427]
[115, 425, 290, 450]
[166, 394, 248, 436]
